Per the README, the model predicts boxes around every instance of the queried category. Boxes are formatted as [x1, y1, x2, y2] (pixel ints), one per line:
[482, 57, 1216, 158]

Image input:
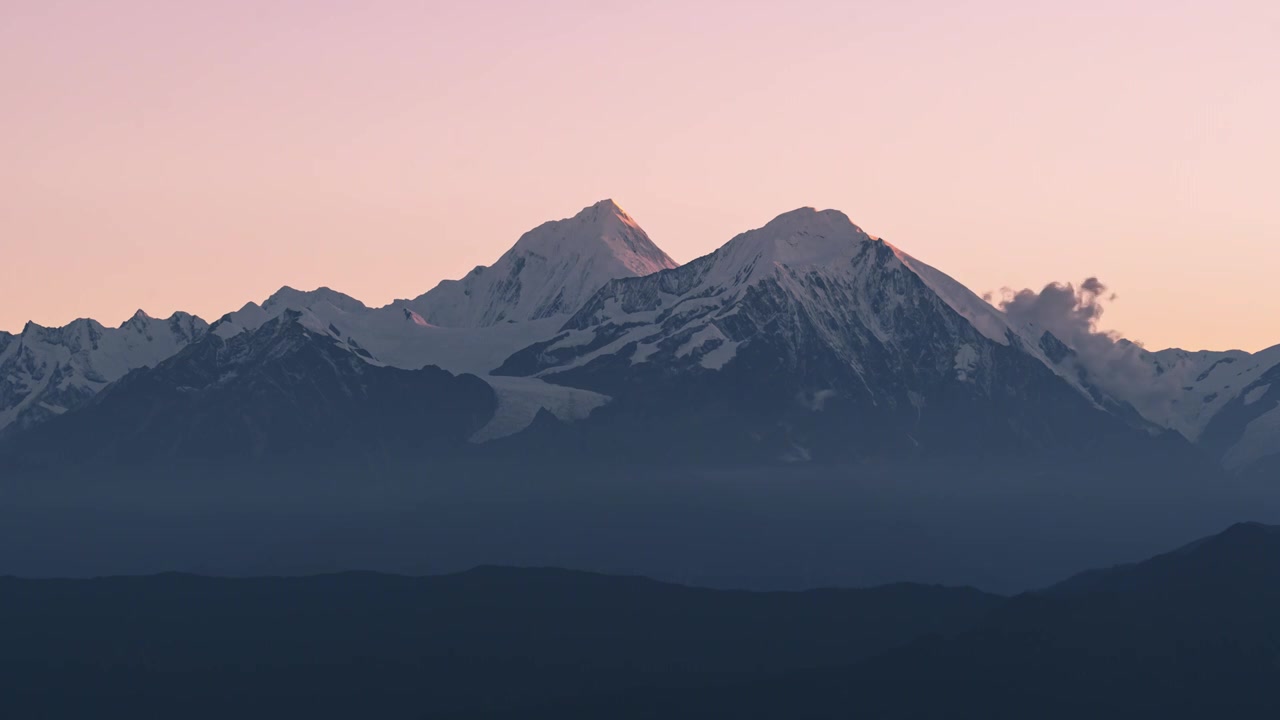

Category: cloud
[997, 277, 1114, 344]
[993, 278, 1177, 418]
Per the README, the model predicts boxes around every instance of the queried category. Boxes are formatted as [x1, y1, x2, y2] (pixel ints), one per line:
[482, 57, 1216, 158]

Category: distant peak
[507, 200, 675, 271]
[263, 286, 368, 314]
[120, 309, 154, 330]
[128, 308, 152, 323]
[263, 286, 301, 308]
[408, 199, 677, 328]
[552, 198, 635, 231]
[525, 199, 644, 240]
[21, 317, 100, 336]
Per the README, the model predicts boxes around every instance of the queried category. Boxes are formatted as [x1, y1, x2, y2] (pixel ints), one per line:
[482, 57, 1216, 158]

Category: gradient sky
[2, 1, 1277, 351]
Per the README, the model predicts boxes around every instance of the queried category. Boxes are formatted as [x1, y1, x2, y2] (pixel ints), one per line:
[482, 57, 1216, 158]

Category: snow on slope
[210, 288, 614, 441]
[0, 311, 208, 432]
[1135, 344, 1280, 440]
[471, 375, 609, 443]
[899, 256, 1280, 464]
[891, 251, 1013, 347]
[525, 208, 887, 374]
[488, 206, 1159, 462]
[203, 199, 680, 442]
[213, 287, 560, 373]
[884, 234, 1280, 446]
[534, 207, 1096, 403]
[294, 306, 610, 443]
[400, 199, 678, 328]
[886, 246, 1126, 406]
[1106, 343, 1280, 470]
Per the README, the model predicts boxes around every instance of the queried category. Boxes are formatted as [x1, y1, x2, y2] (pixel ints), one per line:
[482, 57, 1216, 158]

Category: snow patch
[677, 325, 727, 358]
[894, 250, 1012, 347]
[700, 339, 740, 370]
[470, 375, 609, 443]
[802, 389, 839, 412]
[954, 344, 979, 382]
[630, 339, 661, 365]
[1244, 384, 1270, 406]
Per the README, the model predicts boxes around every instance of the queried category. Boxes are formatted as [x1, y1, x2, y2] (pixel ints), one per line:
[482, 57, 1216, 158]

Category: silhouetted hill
[0, 566, 999, 719]
[506, 522, 1280, 719]
[7, 524, 1279, 719]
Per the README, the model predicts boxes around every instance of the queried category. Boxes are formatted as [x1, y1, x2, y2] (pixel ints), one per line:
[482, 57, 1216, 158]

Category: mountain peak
[571, 197, 628, 221]
[407, 200, 678, 328]
[263, 286, 368, 314]
[591, 197, 623, 212]
[762, 205, 868, 244]
[212, 302, 270, 339]
[709, 206, 873, 281]
[120, 309, 153, 330]
[508, 199, 670, 271]
[582, 197, 638, 226]
[19, 317, 103, 339]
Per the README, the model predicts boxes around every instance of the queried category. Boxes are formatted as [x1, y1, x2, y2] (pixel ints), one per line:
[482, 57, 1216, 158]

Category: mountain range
[3, 199, 1277, 474]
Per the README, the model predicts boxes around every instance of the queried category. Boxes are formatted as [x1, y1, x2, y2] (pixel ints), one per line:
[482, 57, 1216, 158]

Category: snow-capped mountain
[1101, 344, 1280, 440]
[9, 311, 498, 463]
[398, 199, 678, 327]
[1004, 328, 1280, 473]
[205, 286, 608, 444]
[1135, 344, 1280, 473]
[0, 200, 1267, 472]
[193, 198, 683, 445]
[0, 311, 207, 434]
[495, 208, 1170, 462]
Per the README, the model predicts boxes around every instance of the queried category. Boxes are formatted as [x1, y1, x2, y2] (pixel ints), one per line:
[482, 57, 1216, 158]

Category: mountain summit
[712, 207, 873, 277]
[403, 199, 678, 327]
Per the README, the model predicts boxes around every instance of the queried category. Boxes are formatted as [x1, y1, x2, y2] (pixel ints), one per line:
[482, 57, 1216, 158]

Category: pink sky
[2, 1, 1277, 351]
